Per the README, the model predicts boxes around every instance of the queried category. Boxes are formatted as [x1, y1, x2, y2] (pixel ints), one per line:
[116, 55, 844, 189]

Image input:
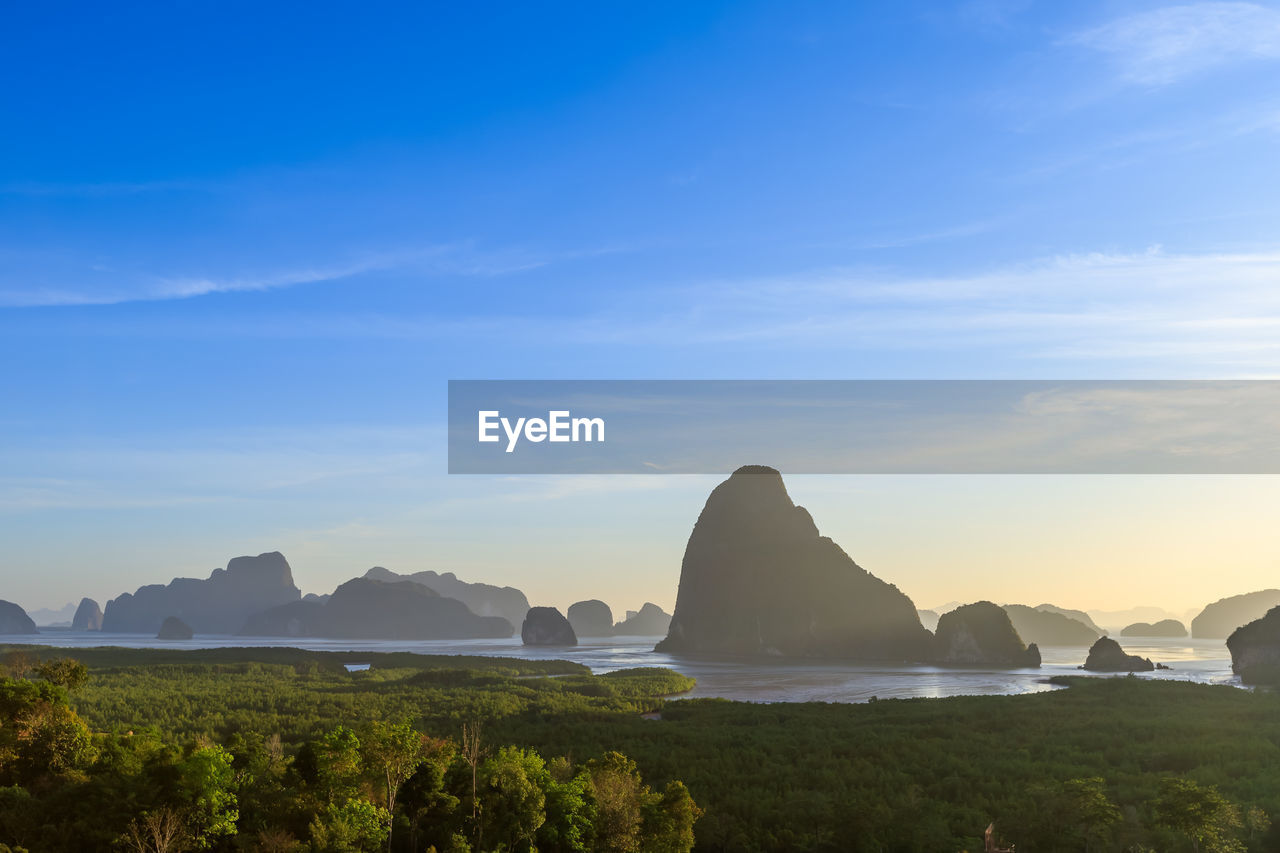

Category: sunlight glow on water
[12, 632, 1238, 704]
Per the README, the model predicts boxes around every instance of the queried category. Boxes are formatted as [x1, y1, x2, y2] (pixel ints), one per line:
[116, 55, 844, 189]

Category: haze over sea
[10, 633, 1236, 703]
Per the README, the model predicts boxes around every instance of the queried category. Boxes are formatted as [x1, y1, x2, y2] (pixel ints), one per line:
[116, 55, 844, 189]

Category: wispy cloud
[0, 242, 617, 308]
[9, 245, 1280, 372]
[1069, 2, 1280, 86]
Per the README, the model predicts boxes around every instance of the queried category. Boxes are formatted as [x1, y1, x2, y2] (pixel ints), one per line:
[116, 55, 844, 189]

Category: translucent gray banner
[447, 380, 1280, 474]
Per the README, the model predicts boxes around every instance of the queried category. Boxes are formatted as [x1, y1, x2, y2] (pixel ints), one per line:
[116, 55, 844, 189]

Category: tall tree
[1153, 777, 1245, 853]
[178, 745, 239, 850]
[480, 746, 548, 852]
[360, 721, 449, 851]
[315, 727, 364, 805]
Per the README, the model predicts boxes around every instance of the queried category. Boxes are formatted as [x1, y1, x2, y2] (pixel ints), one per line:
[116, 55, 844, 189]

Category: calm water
[11, 631, 1239, 703]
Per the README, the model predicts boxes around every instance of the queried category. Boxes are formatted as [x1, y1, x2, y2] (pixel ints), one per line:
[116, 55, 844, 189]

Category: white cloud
[0, 242, 606, 308]
[1070, 2, 1280, 86]
[10, 244, 1280, 372]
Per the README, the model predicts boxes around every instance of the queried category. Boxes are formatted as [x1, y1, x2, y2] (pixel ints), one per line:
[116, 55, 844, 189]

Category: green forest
[1, 644, 1278, 852]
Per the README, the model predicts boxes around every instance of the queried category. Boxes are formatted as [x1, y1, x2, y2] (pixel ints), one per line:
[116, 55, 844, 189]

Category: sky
[3, 1, 1280, 619]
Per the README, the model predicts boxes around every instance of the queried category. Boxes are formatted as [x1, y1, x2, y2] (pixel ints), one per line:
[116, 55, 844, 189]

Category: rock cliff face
[156, 616, 193, 640]
[102, 552, 302, 634]
[1003, 604, 1099, 646]
[522, 607, 577, 645]
[567, 600, 614, 637]
[1192, 590, 1280, 639]
[0, 601, 37, 634]
[614, 603, 672, 636]
[1081, 636, 1154, 672]
[933, 602, 1040, 667]
[71, 598, 102, 631]
[363, 567, 529, 628]
[656, 466, 933, 660]
[1227, 606, 1280, 684]
[240, 578, 513, 639]
[1121, 619, 1186, 638]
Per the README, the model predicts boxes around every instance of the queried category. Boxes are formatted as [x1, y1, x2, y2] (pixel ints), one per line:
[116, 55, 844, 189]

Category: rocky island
[0, 600, 37, 635]
[1226, 606, 1280, 684]
[156, 616, 193, 640]
[362, 566, 529, 628]
[1081, 636, 1155, 672]
[102, 551, 302, 634]
[657, 466, 932, 660]
[1191, 590, 1280, 639]
[567, 600, 614, 637]
[933, 602, 1041, 667]
[1120, 619, 1186, 638]
[522, 606, 577, 645]
[1002, 604, 1099, 646]
[71, 597, 103, 631]
[614, 603, 672, 636]
[242, 577, 513, 639]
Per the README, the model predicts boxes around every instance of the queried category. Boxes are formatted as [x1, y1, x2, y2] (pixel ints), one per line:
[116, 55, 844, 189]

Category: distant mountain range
[102, 552, 302, 634]
[7, 472, 1277, 648]
[362, 566, 530, 628]
[242, 577, 513, 639]
[27, 601, 77, 627]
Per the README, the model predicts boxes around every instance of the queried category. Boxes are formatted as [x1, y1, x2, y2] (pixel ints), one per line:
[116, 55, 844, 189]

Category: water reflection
[11, 631, 1238, 704]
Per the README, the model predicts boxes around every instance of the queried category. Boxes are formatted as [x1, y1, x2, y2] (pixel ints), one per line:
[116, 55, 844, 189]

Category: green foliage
[33, 658, 88, 691]
[0, 677, 96, 783]
[477, 746, 548, 851]
[1154, 777, 1245, 853]
[1, 646, 1278, 852]
[310, 799, 391, 853]
[643, 780, 702, 853]
[316, 726, 364, 805]
[537, 757, 594, 853]
[178, 744, 239, 849]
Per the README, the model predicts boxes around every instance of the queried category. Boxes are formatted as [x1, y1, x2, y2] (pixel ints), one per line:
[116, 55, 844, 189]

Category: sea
[7, 631, 1241, 703]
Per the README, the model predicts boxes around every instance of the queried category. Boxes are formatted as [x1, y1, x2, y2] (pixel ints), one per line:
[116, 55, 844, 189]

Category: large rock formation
[1121, 619, 1186, 638]
[614, 603, 672, 636]
[1227, 606, 1280, 684]
[363, 567, 529, 627]
[917, 609, 941, 632]
[567, 600, 614, 637]
[102, 552, 302, 634]
[1003, 604, 1099, 646]
[71, 598, 103, 631]
[1035, 604, 1104, 636]
[522, 607, 577, 646]
[656, 466, 933, 660]
[1192, 590, 1280, 639]
[0, 601, 38, 634]
[1081, 636, 1155, 672]
[241, 578, 513, 639]
[156, 616, 193, 640]
[933, 602, 1040, 667]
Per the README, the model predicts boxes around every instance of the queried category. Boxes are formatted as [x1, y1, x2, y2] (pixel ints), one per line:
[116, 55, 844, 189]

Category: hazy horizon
[13, 472, 1279, 624]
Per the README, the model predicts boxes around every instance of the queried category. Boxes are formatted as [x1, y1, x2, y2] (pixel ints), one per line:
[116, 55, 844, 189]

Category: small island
[934, 602, 1041, 667]
[522, 606, 577, 645]
[1120, 619, 1186, 638]
[156, 616, 194, 640]
[1081, 637, 1155, 672]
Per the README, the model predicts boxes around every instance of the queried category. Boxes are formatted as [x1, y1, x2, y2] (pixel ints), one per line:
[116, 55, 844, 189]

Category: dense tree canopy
[0, 645, 1276, 851]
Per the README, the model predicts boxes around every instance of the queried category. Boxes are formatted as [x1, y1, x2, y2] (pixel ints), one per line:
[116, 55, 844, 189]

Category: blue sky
[3, 1, 1280, 617]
